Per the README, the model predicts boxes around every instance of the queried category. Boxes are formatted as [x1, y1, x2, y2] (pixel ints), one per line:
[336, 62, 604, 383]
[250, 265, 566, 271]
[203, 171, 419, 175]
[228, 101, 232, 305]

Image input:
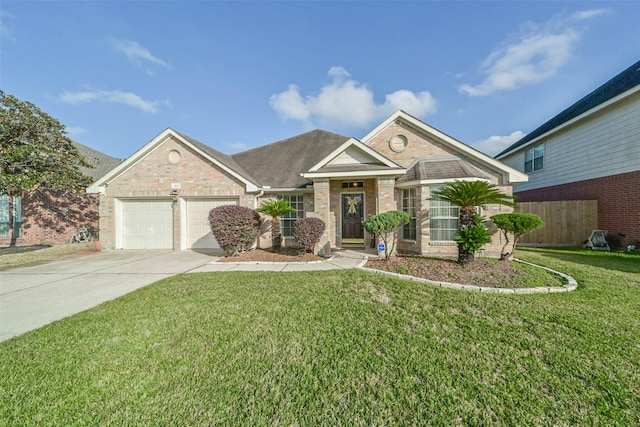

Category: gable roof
[74, 141, 122, 182]
[173, 131, 259, 188]
[365, 110, 528, 183]
[87, 128, 260, 193]
[232, 129, 350, 189]
[496, 59, 640, 158]
[301, 137, 405, 179]
[397, 157, 491, 186]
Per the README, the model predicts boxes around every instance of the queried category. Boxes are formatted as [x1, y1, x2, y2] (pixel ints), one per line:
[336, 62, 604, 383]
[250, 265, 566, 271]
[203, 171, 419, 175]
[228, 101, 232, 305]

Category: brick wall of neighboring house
[516, 170, 640, 247]
[14, 190, 99, 245]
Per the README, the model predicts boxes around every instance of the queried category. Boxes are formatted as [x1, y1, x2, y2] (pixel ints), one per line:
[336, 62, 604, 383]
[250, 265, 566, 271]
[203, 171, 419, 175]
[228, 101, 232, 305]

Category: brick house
[88, 110, 527, 256]
[496, 60, 640, 247]
[0, 142, 121, 245]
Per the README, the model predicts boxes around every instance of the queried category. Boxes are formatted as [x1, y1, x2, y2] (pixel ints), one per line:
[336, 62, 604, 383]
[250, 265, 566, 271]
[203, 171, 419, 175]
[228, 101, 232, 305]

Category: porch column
[309, 178, 332, 255]
[376, 177, 396, 213]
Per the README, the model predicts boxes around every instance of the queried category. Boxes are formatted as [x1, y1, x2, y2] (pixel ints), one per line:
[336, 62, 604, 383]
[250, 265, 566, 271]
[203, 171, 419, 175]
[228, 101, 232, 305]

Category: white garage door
[186, 199, 238, 249]
[122, 200, 173, 249]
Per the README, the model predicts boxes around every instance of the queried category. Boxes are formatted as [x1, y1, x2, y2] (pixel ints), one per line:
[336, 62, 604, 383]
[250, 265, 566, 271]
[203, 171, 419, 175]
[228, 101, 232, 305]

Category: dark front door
[342, 193, 364, 244]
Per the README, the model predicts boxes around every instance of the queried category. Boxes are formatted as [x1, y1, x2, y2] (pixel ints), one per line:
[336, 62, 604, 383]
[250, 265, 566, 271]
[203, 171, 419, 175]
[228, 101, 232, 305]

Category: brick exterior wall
[0, 190, 99, 246]
[516, 170, 640, 247]
[364, 120, 513, 257]
[95, 121, 517, 258]
[100, 137, 252, 250]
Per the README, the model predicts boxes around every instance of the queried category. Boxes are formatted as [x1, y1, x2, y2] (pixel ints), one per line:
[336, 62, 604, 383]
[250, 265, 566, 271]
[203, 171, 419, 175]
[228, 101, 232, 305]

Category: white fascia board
[302, 169, 406, 180]
[395, 177, 491, 189]
[308, 138, 402, 172]
[361, 110, 404, 142]
[86, 128, 175, 193]
[496, 84, 640, 159]
[261, 187, 313, 193]
[86, 128, 260, 193]
[364, 110, 528, 183]
[170, 132, 259, 192]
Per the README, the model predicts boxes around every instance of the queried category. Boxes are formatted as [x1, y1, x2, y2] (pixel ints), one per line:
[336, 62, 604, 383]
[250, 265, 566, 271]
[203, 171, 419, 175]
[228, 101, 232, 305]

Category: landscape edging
[355, 258, 578, 294]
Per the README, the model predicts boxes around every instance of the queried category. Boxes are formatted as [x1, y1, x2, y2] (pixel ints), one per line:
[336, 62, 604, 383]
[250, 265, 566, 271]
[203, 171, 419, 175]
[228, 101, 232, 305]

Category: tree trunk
[457, 207, 477, 264]
[459, 207, 476, 227]
[272, 216, 282, 252]
[458, 250, 475, 265]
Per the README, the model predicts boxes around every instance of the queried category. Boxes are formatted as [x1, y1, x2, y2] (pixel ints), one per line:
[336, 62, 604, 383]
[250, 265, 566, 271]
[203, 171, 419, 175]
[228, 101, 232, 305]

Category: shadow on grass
[0, 244, 52, 256]
[519, 246, 640, 274]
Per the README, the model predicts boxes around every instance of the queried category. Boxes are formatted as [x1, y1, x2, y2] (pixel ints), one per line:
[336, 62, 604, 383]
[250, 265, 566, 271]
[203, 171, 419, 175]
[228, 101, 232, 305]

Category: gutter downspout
[254, 189, 265, 248]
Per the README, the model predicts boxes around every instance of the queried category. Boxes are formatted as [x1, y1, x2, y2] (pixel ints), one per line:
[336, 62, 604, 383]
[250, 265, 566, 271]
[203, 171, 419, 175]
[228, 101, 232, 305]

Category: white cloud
[459, 9, 608, 97]
[270, 67, 437, 130]
[0, 9, 15, 42]
[59, 89, 165, 114]
[65, 126, 87, 139]
[472, 131, 526, 156]
[226, 141, 247, 152]
[109, 38, 171, 75]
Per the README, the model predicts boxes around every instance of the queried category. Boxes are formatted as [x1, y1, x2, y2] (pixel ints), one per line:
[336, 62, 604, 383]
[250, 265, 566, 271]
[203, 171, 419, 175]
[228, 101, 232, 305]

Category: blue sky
[1, 1, 638, 160]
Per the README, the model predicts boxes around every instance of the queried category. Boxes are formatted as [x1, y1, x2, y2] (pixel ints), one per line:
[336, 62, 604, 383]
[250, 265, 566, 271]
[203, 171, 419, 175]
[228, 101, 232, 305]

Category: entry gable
[87, 128, 259, 193]
[302, 138, 405, 179]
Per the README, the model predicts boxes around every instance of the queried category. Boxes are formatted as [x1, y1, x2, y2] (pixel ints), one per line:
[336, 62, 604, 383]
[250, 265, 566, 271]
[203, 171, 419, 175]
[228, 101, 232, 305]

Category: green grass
[1, 248, 639, 425]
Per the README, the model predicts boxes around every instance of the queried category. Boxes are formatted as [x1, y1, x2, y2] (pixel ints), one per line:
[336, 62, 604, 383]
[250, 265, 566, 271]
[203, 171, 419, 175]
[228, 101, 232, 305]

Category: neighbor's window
[402, 188, 416, 240]
[524, 144, 544, 173]
[0, 195, 22, 238]
[429, 187, 459, 242]
[280, 194, 304, 237]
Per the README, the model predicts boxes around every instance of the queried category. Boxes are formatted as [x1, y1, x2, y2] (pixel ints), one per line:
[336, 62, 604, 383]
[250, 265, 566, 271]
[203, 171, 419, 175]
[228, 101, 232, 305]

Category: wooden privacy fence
[515, 200, 598, 246]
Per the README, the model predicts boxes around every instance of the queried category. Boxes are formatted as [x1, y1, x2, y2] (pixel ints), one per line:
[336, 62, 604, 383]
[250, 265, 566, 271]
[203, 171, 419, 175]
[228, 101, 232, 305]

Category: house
[0, 142, 121, 245]
[88, 110, 527, 256]
[495, 60, 640, 247]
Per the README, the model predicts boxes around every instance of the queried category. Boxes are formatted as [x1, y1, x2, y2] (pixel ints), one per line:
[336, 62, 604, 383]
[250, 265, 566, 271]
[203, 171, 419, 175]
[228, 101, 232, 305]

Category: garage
[122, 200, 174, 249]
[186, 198, 237, 249]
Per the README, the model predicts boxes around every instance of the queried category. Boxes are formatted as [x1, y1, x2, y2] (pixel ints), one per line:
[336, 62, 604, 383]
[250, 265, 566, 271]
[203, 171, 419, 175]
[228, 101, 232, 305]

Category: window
[280, 195, 304, 237]
[0, 195, 22, 238]
[429, 187, 459, 242]
[402, 188, 416, 240]
[524, 144, 544, 173]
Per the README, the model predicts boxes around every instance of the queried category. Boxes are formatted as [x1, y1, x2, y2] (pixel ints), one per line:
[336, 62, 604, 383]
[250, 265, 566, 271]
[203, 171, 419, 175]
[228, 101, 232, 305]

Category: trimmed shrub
[208, 205, 260, 256]
[492, 213, 544, 260]
[294, 217, 326, 253]
[363, 211, 411, 260]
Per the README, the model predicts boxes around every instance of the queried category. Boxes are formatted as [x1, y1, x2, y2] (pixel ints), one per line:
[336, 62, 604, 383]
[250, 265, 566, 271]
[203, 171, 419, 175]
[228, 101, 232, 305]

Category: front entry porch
[307, 176, 400, 252]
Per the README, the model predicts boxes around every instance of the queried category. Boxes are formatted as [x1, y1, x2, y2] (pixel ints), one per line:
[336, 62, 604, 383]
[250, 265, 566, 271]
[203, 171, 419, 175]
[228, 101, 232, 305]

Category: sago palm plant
[256, 198, 296, 252]
[431, 180, 514, 264]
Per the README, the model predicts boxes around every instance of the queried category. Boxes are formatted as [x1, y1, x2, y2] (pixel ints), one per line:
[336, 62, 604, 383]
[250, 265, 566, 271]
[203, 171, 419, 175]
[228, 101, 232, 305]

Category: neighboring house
[496, 60, 640, 247]
[88, 110, 527, 256]
[0, 142, 121, 245]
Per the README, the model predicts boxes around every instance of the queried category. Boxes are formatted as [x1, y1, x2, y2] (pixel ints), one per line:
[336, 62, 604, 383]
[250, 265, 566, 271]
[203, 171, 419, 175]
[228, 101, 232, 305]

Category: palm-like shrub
[431, 181, 514, 264]
[208, 205, 260, 256]
[294, 217, 326, 253]
[256, 199, 296, 252]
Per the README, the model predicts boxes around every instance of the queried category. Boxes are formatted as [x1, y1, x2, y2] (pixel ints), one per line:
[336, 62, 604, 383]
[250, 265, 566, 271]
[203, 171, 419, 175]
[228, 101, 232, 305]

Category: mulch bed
[365, 255, 556, 288]
[218, 248, 324, 263]
[220, 250, 562, 289]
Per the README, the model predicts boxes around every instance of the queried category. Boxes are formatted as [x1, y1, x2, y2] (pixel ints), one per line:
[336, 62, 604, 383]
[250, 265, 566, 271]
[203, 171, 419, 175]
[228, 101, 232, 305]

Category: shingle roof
[232, 129, 350, 188]
[174, 131, 260, 187]
[397, 158, 491, 184]
[495, 59, 640, 158]
[73, 141, 122, 182]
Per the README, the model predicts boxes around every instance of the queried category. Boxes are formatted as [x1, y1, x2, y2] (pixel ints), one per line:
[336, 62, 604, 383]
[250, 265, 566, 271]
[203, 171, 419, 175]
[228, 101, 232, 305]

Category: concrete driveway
[0, 250, 216, 342]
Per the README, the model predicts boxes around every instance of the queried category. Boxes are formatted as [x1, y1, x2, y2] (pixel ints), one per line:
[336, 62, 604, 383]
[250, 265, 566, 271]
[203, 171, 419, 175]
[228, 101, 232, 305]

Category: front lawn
[1, 248, 639, 425]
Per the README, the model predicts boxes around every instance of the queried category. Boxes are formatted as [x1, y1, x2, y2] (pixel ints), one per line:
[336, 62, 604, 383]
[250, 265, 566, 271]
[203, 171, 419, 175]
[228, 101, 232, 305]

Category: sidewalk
[189, 249, 370, 273]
